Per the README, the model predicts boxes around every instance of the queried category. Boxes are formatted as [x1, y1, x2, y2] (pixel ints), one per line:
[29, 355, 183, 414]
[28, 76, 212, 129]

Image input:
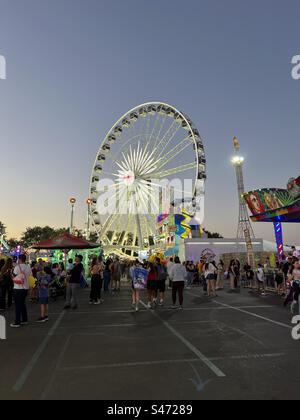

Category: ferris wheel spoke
[139, 179, 193, 200]
[147, 112, 161, 146]
[152, 114, 167, 149]
[148, 162, 197, 179]
[155, 135, 194, 170]
[99, 213, 119, 243]
[152, 119, 177, 157]
[154, 123, 182, 160]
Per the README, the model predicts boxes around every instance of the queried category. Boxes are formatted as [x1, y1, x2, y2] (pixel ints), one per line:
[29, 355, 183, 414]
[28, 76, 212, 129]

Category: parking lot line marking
[58, 352, 285, 372]
[59, 358, 200, 371]
[48, 305, 273, 316]
[140, 301, 226, 378]
[40, 334, 72, 400]
[13, 311, 66, 392]
[213, 300, 291, 329]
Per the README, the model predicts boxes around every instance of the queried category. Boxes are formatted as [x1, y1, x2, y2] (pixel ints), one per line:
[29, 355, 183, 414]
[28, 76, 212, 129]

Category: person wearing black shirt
[64, 255, 83, 310]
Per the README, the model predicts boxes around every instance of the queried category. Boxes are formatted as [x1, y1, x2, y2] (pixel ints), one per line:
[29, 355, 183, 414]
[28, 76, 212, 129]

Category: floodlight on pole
[69, 198, 76, 234]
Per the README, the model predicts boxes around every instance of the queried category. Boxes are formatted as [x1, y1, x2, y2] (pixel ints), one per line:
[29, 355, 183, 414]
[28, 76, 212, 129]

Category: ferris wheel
[89, 102, 206, 257]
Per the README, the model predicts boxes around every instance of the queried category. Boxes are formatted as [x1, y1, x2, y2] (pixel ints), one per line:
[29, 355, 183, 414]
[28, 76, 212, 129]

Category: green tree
[7, 238, 19, 249]
[21, 226, 57, 248]
[204, 230, 223, 239]
[54, 228, 68, 236]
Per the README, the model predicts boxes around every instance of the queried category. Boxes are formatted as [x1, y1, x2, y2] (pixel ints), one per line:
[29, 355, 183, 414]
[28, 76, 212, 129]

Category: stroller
[50, 276, 66, 301]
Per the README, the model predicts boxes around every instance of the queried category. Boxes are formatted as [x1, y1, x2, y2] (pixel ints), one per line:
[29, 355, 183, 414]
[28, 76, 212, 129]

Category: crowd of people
[0, 250, 300, 328]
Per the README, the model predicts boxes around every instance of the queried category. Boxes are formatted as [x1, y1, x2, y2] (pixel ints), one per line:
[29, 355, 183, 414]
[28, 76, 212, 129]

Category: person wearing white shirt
[169, 257, 187, 309]
[10, 254, 32, 328]
[167, 258, 175, 289]
[256, 264, 265, 296]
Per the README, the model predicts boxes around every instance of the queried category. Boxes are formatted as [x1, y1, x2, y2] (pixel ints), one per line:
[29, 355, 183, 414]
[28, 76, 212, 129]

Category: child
[36, 267, 53, 323]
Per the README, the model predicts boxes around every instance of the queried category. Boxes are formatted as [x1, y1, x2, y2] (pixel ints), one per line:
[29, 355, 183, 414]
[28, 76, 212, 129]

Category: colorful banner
[244, 188, 295, 215]
[132, 267, 148, 290]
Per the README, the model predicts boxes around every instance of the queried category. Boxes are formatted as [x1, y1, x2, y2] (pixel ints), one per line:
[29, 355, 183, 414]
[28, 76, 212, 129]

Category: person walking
[89, 257, 104, 305]
[0, 258, 13, 310]
[256, 263, 266, 295]
[103, 259, 112, 292]
[36, 266, 53, 323]
[205, 260, 218, 298]
[244, 263, 255, 289]
[167, 257, 174, 289]
[111, 258, 122, 292]
[216, 260, 225, 290]
[169, 257, 187, 310]
[186, 261, 195, 289]
[10, 254, 32, 328]
[130, 260, 141, 312]
[64, 255, 84, 310]
[155, 257, 167, 306]
[147, 262, 157, 309]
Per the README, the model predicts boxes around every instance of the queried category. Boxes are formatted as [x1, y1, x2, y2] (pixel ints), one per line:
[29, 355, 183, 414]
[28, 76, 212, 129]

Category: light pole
[231, 137, 255, 267]
[69, 198, 76, 234]
[86, 198, 92, 240]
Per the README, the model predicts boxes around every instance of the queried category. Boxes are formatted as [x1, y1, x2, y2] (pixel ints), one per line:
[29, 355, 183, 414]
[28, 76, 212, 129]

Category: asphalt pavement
[0, 283, 299, 400]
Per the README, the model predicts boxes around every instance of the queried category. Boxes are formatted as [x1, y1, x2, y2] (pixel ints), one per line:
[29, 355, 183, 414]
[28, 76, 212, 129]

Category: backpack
[157, 265, 167, 281]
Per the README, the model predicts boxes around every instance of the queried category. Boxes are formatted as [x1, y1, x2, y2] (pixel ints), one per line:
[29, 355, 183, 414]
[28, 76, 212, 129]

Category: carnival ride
[0, 234, 9, 253]
[89, 102, 206, 257]
[244, 176, 300, 259]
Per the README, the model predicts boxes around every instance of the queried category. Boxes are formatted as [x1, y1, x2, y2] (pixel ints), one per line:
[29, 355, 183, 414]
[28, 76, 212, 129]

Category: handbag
[13, 264, 26, 286]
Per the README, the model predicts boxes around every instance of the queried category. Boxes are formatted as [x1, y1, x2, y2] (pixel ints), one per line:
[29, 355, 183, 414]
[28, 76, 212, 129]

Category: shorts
[147, 280, 157, 291]
[206, 274, 215, 282]
[39, 297, 49, 305]
[275, 276, 283, 285]
[157, 280, 166, 293]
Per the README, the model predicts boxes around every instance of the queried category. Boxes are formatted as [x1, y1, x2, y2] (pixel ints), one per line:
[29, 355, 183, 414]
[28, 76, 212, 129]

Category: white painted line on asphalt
[59, 358, 200, 371]
[13, 311, 66, 392]
[216, 323, 267, 348]
[56, 320, 218, 331]
[210, 352, 286, 361]
[140, 300, 226, 378]
[48, 305, 273, 316]
[58, 352, 286, 372]
[213, 300, 291, 329]
[40, 334, 72, 400]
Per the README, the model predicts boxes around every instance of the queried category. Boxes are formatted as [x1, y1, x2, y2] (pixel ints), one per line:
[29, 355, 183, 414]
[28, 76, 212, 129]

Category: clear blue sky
[0, 0, 299, 244]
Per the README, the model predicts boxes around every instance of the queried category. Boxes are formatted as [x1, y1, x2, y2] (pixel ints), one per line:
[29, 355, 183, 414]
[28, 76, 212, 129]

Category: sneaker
[44, 316, 49, 321]
[135, 306, 139, 312]
[178, 306, 183, 310]
[94, 300, 101, 305]
[89, 301, 94, 305]
[21, 321, 29, 325]
[158, 300, 164, 306]
[99, 299, 104, 303]
[36, 317, 47, 323]
[171, 305, 177, 309]
[10, 323, 21, 328]
[147, 302, 152, 309]
[186, 286, 191, 290]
